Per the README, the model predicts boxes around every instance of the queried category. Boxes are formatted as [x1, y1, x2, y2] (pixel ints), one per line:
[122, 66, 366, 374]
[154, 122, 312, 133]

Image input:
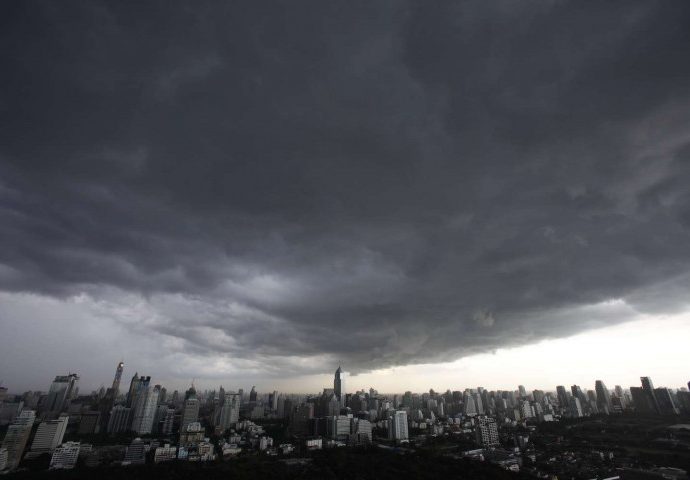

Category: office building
[44, 374, 79, 419]
[107, 405, 131, 434]
[157, 407, 175, 436]
[131, 381, 160, 435]
[126, 373, 140, 408]
[181, 386, 200, 432]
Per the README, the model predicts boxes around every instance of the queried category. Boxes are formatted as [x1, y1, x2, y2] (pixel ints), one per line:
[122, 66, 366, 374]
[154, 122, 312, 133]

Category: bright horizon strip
[265, 313, 690, 395]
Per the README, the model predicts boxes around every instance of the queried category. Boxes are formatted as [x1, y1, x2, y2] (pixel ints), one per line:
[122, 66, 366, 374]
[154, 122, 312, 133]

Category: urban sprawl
[1, 363, 689, 479]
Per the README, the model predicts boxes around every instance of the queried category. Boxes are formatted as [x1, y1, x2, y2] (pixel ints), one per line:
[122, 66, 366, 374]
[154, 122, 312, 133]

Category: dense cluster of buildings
[1, 362, 689, 476]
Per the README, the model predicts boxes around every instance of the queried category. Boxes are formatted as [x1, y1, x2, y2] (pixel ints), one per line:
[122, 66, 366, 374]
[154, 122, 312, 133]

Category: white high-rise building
[30, 416, 69, 454]
[131, 384, 160, 435]
[218, 393, 240, 431]
[1, 410, 36, 470]
[49, 442, 81, 470]
[388, 410, 409, 442]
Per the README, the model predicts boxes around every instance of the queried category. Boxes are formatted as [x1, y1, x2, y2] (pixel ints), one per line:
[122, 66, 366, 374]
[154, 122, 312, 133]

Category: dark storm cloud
[2, 0, 690, 375]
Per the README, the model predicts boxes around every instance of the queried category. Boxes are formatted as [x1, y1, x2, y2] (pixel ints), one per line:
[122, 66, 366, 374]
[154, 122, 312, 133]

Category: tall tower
[112, 361, 124, 395]
[334, 366, 346, 403]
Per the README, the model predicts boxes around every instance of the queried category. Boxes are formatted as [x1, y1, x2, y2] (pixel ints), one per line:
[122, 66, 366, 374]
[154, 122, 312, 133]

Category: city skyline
[2, 2, 690, 395]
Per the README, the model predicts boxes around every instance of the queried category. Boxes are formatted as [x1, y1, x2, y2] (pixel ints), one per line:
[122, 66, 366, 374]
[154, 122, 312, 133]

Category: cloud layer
[2, 1, 690, 387]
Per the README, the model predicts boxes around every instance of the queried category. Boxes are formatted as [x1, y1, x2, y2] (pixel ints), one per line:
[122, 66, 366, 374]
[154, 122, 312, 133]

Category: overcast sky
[1, 1, 690, 394]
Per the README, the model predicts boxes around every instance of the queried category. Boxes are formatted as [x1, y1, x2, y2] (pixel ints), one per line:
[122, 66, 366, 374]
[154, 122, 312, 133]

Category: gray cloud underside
[2, 1, 690, 374]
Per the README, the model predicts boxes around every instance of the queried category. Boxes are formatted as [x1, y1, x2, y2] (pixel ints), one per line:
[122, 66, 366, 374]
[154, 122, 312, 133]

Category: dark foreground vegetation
[5, 447, 530, 480]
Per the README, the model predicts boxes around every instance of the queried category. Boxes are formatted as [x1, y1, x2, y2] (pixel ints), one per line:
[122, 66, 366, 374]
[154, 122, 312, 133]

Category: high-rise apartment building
[595, 380, 612, 414]
[29, 415, 69, 455]
[641, 377, 660, 414]
[1, 410, 36, 470]
[0, 447, 8, 471]
[217, 393, 240, 432]
[476, 416, 499, 446]
[388, 410, 409, 442]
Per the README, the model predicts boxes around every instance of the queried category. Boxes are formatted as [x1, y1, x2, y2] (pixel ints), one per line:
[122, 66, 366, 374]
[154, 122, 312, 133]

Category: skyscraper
[126, 373, 140, 408]
[131, 379, 159, 435]
[571, 385, 589, 415]
[1, 410, 36, 470]
[217, 393, 240, 432]
[388, 410, 409, 442]
[44, 374, 79, 419]
[641, 376, 660, 414]
[556, 386, 569, 412]
[99, 361, 125, 432]
[111, 361, 124, 395]
[334, 366, 347, 404]
[595, 380, 612, 414]
[181, 386, 200, 432]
